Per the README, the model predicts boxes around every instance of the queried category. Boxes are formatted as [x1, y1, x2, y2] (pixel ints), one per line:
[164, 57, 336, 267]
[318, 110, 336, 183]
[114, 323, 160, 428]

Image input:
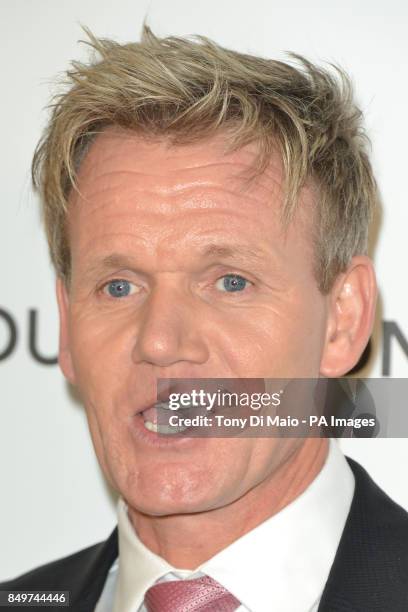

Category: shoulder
[319, 457, 408, 611]
[347, 456, 408, 541]
[0, 542, 103, 590]
[0, 528, 118, 610]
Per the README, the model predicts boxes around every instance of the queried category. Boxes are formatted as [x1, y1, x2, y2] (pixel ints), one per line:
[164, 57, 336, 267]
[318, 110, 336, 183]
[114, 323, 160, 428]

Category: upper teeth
[144, 420, 187, 435]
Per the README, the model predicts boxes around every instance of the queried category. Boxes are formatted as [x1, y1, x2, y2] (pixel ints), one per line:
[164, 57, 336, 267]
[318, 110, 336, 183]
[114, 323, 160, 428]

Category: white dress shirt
[95, 439, 354, 612]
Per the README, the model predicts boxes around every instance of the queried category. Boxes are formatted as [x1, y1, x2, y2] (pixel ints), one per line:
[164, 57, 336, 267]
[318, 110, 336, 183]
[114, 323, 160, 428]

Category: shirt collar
[113, 498, 174, 611]
[113, 439, 354, 612]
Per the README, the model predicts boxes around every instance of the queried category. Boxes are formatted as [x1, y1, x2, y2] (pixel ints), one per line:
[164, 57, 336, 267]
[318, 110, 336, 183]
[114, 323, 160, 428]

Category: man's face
[58, 127, 331, 515]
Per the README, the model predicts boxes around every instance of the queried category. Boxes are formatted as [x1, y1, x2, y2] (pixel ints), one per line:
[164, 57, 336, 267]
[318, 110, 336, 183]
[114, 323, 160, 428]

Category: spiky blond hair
[32, 26, 378, 292]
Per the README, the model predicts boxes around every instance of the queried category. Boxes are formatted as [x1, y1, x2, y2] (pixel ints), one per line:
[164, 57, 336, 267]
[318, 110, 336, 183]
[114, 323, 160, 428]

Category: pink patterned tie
[144, 575, 241, 611]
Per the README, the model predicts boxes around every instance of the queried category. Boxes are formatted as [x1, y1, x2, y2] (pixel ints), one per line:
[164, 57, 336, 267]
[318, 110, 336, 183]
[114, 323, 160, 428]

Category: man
[2, 26, 407, 612]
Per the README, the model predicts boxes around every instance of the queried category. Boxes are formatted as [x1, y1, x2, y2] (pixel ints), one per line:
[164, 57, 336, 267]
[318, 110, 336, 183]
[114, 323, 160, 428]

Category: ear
[56, 277, 76, 385]
[320, 255, 377, 377]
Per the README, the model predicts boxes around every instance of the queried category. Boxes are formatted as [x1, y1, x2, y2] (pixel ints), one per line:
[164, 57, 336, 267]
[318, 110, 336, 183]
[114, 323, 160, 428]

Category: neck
[128, 438, 328, 569]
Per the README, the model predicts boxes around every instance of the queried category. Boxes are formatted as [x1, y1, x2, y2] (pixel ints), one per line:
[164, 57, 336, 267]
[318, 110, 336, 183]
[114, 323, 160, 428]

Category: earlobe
[55, 277, 76, 385]
[320, 256, 377, 377]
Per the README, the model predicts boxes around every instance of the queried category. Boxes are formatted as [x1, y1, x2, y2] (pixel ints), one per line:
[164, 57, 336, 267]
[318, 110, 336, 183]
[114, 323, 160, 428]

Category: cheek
[210, 295, 327, 377]
[68, 307, 135, 404]
[67, 310, 136, 487]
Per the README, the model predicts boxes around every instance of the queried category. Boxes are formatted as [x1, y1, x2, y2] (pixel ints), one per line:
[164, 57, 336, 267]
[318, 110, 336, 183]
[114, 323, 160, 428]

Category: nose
[132, 283, 210, 367]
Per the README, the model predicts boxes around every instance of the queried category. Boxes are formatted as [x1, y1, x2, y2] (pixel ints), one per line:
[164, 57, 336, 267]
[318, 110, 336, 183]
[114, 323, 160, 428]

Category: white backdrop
[1, 0, 407, 581]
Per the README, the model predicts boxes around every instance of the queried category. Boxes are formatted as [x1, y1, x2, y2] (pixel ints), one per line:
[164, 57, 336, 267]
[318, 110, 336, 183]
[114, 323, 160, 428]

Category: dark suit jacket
[1, 458, 408, 611]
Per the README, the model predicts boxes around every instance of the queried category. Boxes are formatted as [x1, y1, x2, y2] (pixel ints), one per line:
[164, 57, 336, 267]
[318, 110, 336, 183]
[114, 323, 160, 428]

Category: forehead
[72, 126, 286, 207]
[68, 126, 315, 265]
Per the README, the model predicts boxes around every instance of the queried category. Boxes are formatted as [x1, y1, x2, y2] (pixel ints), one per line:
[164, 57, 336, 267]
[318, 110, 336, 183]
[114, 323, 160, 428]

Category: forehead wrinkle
[80, 144, 258, 178]
[82, 126, 285, 184]
[78, 141, 284, 194]
[74, 172, 284, 213]
[71, 185, 281, 218]
[86, 132, 260, 173]
[78, 165, 260, 190]
[75, 146, 287, 217]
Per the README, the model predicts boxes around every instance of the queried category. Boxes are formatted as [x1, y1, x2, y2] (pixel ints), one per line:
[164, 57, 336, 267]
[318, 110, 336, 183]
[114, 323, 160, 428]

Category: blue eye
[216, 274, 249, 292]
[104, 279, 134, 298]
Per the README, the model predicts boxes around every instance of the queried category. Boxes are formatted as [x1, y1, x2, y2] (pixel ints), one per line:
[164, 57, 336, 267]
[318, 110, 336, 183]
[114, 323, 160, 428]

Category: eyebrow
[198, 243, 268, 263]
[83, 243, 270, 278]
[83, 254, 141, 279]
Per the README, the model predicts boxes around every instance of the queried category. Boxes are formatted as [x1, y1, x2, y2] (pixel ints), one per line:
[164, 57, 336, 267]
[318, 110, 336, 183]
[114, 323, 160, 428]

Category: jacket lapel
[70, 527, 118, 611]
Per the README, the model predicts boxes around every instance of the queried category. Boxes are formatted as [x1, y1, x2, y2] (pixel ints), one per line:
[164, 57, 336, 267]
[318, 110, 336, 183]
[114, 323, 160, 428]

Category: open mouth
[136, 381, 262, 436]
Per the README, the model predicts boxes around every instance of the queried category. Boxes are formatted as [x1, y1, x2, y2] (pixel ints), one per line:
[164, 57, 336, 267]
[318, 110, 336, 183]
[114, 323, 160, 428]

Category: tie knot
[144, 574, 240, 612]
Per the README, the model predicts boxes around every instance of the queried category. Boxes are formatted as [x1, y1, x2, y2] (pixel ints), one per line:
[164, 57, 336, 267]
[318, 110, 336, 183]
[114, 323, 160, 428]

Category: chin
[124, 492, 214, 517]
[122, 470, 225, 517]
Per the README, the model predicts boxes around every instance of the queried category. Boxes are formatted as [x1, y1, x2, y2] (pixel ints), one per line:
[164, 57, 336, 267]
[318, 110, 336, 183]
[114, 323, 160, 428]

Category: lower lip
[130, 412, 206, 448]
